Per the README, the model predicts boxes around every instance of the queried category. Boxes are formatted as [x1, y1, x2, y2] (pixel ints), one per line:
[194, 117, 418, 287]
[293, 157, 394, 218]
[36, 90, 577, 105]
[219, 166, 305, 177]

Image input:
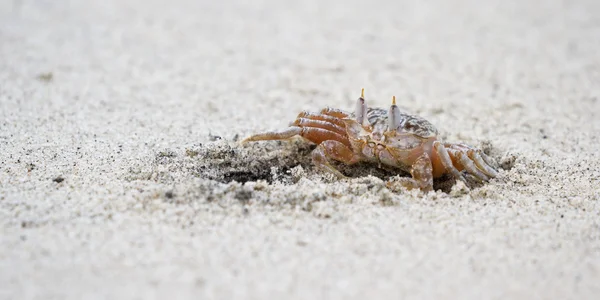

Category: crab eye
[388, 96, 401, 130]
[355, 88, 368, 126]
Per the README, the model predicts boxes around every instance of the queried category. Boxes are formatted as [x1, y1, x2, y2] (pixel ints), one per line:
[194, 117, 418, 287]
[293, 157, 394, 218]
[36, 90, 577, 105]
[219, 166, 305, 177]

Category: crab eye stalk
[388, 96, 401, 130]
[355, 88, 368, 126]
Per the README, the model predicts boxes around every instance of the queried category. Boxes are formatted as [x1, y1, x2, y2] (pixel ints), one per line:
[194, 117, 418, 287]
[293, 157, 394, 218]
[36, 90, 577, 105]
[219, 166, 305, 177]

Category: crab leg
[433, 141, 466, 183]
[242, 127, 302, 143]
[445, 143, 498, 178]
[321, 107, 350, 119]
[468, 150, 499, 178]
[387, 152, 434, 192]
[293, 118, 347, 136]
[478, 151, 498, 170]
[312, 140, 361, 178]
[409, 152, 434, 191]
[454, 150, 489, 181]
[296, 112, 346, 128]
[243, 125, 351, 147]
[300, 127, 351, 147]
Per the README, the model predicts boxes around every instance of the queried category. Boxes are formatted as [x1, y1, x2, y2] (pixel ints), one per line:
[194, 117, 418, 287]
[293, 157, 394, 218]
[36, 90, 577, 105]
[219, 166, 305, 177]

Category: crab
[242, 89, 498, 192]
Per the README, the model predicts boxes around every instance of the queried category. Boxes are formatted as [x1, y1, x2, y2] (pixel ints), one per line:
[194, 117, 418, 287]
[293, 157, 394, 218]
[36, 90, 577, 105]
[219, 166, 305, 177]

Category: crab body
[344, 107, 437, 172]
[243, 90, 498, 192]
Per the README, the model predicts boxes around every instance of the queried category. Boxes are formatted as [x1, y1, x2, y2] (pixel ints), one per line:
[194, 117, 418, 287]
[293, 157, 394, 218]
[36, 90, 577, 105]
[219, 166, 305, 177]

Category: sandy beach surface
[1, 0, 599, 299]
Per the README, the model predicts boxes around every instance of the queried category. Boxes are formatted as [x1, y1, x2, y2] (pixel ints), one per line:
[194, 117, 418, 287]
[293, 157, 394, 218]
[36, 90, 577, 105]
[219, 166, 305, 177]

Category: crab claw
[355, 88, 368, 126]
[388, 96, 401, 130]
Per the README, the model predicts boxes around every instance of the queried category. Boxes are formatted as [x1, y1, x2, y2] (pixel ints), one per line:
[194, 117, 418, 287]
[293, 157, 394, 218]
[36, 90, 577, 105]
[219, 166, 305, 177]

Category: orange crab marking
[242, 89, 498, 192]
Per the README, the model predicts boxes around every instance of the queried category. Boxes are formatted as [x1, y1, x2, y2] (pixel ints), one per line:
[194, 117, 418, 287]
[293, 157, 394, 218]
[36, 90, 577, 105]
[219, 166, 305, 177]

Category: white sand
[1, 0, 599, 299]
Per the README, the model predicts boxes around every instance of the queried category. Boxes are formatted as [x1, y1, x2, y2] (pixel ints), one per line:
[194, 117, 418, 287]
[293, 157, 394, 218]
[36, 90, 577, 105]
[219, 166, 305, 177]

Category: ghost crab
[242, 89, 498, 192]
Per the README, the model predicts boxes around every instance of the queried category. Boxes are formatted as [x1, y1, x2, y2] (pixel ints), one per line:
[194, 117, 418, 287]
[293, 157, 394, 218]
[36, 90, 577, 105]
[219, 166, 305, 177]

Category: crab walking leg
[433, 141, 466, 183]
[293, 118, 347, 136]
[386, 152, 434, 192]
[478, 150, 499, 169]
[296, 112, 346, 128]
[455, 151, 490, 181]
[311, 140, 361, 178]
[320, 107, 350, 119]
[446, 142, 499, 171]
[242, 126, 302, 143]
[299, 127, 351, 147]
[243, 126, 351, 147]
[468, 150, 499, 178]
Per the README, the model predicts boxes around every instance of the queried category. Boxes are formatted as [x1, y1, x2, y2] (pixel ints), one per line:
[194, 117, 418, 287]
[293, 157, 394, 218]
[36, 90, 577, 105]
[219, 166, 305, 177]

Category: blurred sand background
[1, 0, 599, 299]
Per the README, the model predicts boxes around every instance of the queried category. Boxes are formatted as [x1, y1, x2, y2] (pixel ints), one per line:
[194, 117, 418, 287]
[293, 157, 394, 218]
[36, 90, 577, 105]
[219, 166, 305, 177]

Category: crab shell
[343, 107, 447, 178]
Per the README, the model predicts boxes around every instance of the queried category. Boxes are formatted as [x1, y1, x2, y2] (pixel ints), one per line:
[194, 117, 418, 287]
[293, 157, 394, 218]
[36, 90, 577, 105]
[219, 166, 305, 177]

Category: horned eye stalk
[388, 96, 401, 130]
[355, 88, 368, 126]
